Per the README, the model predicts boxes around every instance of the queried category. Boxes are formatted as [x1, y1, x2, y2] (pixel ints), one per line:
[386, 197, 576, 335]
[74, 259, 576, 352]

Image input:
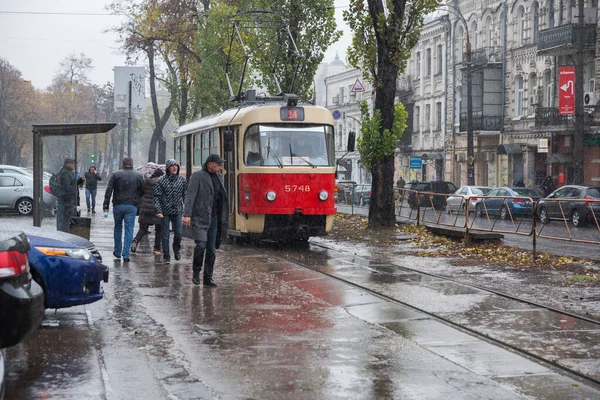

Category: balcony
[537, 24, 596, 56]
[534, 107, 598, 127]
[463, 46, 505, 67]
[459, 111, 502, 131]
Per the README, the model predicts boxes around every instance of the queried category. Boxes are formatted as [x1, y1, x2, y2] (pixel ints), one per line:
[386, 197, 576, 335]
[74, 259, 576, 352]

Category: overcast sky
[0, 0, 351, 91]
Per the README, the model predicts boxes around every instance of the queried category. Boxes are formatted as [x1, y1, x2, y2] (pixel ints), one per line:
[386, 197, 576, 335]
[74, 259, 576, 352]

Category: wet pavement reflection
[3, 203, 600, 399]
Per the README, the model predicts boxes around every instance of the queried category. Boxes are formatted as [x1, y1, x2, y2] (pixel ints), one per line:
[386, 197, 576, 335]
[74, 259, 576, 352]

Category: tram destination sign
[280, 107, 305, 121]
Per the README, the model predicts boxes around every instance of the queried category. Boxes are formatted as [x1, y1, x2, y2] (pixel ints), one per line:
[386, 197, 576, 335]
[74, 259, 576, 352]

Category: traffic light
[90, 153, 95, 163]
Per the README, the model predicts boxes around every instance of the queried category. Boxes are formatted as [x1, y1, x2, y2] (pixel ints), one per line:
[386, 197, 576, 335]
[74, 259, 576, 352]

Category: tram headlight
[318, 190, 329, 201]
[266, 190, 277, 201]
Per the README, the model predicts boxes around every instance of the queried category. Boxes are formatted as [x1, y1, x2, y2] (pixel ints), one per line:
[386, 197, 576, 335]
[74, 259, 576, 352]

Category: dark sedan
[1, 230, 45, 398]
[537, 185, 600, 227]
[475, 187, 541, 220]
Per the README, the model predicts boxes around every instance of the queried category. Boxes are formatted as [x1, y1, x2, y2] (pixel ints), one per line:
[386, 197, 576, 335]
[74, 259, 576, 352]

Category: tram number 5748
[285, 185, 311, 192]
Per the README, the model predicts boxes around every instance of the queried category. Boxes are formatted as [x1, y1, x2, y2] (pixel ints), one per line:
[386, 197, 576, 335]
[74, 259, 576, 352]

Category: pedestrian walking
[103, 156, 144, 263]
[154, 159, 187, 264]
[541, 175, 555, 197]
[131, 167, 164, 254]
[83, 165, 102, 213]
[396, 176, 406, 189]
[54, 158, 79, 233]
[183, 154, 229, 287]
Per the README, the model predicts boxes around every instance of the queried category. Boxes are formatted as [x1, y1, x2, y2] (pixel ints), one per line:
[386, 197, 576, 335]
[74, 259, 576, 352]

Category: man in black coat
[55, 158, 79, 232]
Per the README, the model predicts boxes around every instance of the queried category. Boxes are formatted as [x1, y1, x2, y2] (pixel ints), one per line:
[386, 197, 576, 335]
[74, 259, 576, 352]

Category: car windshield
[512, 188, 539, 197]
[244, 124, 334, 167]
[474, 187, 491, 195]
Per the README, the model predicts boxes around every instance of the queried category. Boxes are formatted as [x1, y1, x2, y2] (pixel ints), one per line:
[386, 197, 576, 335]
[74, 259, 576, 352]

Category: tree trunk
[146, 43, 173, 163]
[368, 37, 398, 228]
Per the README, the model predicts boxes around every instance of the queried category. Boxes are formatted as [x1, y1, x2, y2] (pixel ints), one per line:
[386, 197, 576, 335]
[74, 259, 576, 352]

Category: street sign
[409, 156, 422, 169]
[558, 66, 575, 115]
[114, 66, 146, 114]
[332, 110, 341, 120]
[351, 78, 365, 93]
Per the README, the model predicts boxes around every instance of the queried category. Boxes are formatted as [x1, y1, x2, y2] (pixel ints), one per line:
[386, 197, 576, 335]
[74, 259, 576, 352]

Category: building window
[532, 3, 539, 43]
[486, 17, 493, 48]
[425, 104, 431, 131]
[471, 21, 478, 49]
[529, 74, 538, 115]
[416, 52, 421, 79]
[436, 102, 442, 130]
[516, 75, 524, 117]
[519, 7, 526, 46]
[426, 48, 432, 77]
[436, 44, 443, 74]
[414, 106, 420, 132]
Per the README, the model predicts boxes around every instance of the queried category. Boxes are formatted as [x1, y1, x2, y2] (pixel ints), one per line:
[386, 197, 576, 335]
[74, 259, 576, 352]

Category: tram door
[221, 126, 237, 229]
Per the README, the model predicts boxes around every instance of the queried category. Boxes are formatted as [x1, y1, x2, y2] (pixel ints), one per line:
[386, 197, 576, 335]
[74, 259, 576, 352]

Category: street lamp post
[444, 3, 474, 185]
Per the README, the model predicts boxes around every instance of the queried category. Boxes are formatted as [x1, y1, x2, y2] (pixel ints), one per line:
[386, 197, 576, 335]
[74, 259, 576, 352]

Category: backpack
[49, 173, 60, 196]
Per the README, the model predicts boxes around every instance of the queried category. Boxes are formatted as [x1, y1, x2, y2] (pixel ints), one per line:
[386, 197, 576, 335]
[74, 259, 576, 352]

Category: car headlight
[318, 190, 329, 201]
[35, 247, 92, 261]
[266, 191, 277, 201]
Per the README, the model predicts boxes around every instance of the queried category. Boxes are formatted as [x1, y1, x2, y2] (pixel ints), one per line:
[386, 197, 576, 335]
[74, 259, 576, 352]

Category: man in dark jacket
[103, 156, 144, 262]
[83, 165, 102, 213]
[154, 159, 187, 264]
[55, 158, 79, 232]
[183, 154, 229, 287]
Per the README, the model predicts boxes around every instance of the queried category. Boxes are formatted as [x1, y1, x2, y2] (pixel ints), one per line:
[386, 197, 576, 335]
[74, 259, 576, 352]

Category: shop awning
[422, 153, 443, 160]
[497, 144, 522, 155]
[546, 153, 573, 164]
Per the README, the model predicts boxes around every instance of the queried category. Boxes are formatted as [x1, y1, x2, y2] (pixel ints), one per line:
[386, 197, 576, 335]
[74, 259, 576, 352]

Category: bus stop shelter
[32, 123, 116, 227]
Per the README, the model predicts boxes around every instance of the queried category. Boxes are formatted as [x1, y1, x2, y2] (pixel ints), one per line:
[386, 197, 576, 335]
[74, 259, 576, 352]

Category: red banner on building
[558, 66, 575, 115]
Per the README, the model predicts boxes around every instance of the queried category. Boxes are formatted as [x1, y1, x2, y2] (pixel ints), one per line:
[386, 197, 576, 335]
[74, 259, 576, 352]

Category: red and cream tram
[173, 91, 339, 242]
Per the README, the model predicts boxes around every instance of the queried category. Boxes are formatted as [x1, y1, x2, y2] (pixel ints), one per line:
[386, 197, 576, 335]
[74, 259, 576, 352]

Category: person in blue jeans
[103, 157, 144, 262]
[154, 159, 187, 264]
[83, 165, 102, 213]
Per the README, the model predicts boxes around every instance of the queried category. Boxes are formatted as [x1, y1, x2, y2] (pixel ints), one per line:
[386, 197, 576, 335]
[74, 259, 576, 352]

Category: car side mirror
[347, 131, 355, 152]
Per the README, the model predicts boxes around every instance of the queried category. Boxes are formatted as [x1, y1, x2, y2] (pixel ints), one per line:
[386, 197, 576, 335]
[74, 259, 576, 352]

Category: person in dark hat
[103, 156, 144, 262]
[55, 158, 79, 232]
[83, 165, 102, 213]
[183, 154, 229, 286]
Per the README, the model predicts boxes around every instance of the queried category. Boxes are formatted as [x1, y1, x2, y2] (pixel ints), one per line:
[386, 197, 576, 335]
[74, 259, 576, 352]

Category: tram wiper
[266, 138, 283, 168]
[290, 152, 316, 168]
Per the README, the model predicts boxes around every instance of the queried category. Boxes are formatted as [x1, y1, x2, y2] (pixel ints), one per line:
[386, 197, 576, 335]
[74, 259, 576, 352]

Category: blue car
[15, 226, 109, 309]
[475, 187, 542, 220]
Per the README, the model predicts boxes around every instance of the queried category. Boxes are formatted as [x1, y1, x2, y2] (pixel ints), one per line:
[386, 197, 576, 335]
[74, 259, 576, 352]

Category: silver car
[0, 173, 56, 215]
[446, 186, 492, 214]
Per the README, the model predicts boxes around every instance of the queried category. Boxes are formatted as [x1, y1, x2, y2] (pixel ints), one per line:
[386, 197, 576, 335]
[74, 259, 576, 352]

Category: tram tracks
[261, 240, 600, 389]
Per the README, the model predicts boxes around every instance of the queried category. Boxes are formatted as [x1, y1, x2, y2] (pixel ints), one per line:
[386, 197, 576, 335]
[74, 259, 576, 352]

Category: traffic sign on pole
[351, 79, 366, 93]
[332, 110, 341, 120]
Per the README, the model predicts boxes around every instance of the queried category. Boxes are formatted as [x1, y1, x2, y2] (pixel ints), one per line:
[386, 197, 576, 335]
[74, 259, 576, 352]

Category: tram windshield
[243, 124, 335, 167]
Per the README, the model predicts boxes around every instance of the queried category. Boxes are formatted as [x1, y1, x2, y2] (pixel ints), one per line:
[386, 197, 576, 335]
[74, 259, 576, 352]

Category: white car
[0, 173, 57, 215]
[446, 186, 492, 214]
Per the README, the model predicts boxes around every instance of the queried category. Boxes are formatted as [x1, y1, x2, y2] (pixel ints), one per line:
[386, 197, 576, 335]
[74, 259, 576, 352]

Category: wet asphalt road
[3, 197, 600, 399]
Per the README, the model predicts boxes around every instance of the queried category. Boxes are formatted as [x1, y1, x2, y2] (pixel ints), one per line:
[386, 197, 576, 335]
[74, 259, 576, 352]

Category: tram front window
[244, 124, 334, 167]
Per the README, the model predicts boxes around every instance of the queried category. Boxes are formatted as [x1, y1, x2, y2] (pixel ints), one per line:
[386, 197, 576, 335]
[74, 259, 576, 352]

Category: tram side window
[201, 132, 209, 164]
[176, 137, 186, 166]
[210, 130, 218, 156]
[193, 133, 201, 167]
[244, 126, 262, 166]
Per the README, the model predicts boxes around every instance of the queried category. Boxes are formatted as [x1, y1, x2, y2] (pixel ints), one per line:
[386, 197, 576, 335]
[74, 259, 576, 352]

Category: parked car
[1, 230, 46, 398]
[0, 173, 56, 215]
[446, 186, 492, 214]
[408, 181, 458, 210]
[335, 180, 357, 205]
[536, 185, 600, 227]
[475, 187, 542, 219]
[353, 184, 372, 206]
[12, 223, 109, 309]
